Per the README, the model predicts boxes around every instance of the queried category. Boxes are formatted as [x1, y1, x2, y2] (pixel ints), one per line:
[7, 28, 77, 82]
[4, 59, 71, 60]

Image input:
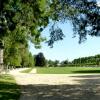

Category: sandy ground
[9, 68, 100, 100]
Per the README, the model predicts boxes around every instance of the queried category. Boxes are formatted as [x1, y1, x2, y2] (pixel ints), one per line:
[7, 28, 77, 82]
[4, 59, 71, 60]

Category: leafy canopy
[0, 0, 100, 46]
[48, 0, 100, 44]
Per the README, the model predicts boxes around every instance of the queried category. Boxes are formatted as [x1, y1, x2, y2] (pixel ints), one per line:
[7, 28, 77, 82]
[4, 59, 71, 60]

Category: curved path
[9, 68, 100, 100]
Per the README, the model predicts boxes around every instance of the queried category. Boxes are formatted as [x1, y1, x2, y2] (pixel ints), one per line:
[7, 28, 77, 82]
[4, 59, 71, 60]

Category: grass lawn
[37, 67, 100, 74]
[20, 68, 33, 73]
[0, 74, 20, 100]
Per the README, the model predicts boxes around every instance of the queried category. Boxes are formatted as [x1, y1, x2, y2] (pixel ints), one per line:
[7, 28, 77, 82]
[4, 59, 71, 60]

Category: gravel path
[9, 68, 100, 100]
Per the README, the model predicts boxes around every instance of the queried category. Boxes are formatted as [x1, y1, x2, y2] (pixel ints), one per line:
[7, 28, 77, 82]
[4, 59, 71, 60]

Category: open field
[37, 67, 100, 74]
[0, 74, 20, 100]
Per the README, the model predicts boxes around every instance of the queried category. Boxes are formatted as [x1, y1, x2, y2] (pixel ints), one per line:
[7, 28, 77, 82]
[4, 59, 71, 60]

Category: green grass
[37, 67, 100, 74]
[20, 68, 33, 73]
[0, 74, 20, 100]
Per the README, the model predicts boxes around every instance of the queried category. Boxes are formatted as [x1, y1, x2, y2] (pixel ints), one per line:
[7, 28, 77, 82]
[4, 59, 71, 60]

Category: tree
[47, 60, 54, 67]
[47, 0, 100, 46]
[47, 60, 60, 67]
[53, 60, 59, 67]
[0, 0, 100, 67]
[1, 0, 100, 47]
[71, 54, 100, 67]
[60, 60, 69, 67]
[34, 52, 46, 67]
[28, 53, 34, 67]
[0, 0, 50, 66]
[20, 48, 30, 67]
[0, 0, 49, 45]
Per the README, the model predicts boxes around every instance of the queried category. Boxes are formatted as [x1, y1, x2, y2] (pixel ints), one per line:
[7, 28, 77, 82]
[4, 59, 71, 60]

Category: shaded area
[19, 75, 100, 100]
[0, 74, 20, 100]
[73, 70, 100, 74]
[71, 75, 100, 85]
[20, 84, 100, 100]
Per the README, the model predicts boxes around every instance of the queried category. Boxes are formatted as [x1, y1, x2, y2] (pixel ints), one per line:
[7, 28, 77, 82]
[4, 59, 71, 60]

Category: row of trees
[72, 55, 100, 66]
[4, 50, 100, 68]
[34, 52, 60, 67]
[5, 48, 34, 68]
[34, 53, 100, 67]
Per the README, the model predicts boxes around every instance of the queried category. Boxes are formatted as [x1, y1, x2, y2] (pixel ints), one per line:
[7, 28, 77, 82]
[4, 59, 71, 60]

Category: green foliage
[47, 60, 60, 67]
[47, 60, 55, 67]
[47, 25, 65, 48]
[4, 42, 22, 66]
[0, 0, 50, 67]
[72, 54, 100, 66]
[21, 49, 30, 67]
[28, 53, 34, 67]
[34, 52, 46, 67]
[4, 33, 34, 67]
[47, 54, 100, 67]
[53, 60, 59, 67]
[0, 40, 4, 49]
[1, 0, 99, 48]
[9, 54, 22, 66]
[20, 49, 34, 67]
[47, 0, 100, 45]
[0, 0, 49, 45]
[60, 60, 69, 67]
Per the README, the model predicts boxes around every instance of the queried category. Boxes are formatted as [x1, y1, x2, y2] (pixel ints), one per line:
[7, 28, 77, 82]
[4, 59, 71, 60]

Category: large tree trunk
[0, 49, 3, 64]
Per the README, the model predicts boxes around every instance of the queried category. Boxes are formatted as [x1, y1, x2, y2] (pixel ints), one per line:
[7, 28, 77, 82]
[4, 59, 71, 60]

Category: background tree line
[34, 53, 100, 67]
[71, 54, 100, 67]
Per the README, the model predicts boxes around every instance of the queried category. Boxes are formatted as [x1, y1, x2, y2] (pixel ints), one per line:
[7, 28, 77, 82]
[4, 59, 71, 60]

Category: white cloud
[97, 0, 100, 6]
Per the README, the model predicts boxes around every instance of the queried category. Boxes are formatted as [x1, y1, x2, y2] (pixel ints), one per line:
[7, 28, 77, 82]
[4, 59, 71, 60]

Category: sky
[97, 0, 100, 6]
[29, 0, 100, 62]
[29, 21, 100, 62]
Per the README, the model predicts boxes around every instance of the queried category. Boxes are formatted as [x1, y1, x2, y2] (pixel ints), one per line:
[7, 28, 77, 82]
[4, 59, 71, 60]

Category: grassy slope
[0, 74, 20, 100]
[20, 68, 33, 73]
[37, 67, 100, 74]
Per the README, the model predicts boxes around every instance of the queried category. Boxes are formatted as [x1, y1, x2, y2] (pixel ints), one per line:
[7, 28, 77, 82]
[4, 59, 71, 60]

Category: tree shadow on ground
[72, 70, 100, 74]
[20, 75, 100, 100]
[0, 75, 20, 100]
[0, 82, 20, 100]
